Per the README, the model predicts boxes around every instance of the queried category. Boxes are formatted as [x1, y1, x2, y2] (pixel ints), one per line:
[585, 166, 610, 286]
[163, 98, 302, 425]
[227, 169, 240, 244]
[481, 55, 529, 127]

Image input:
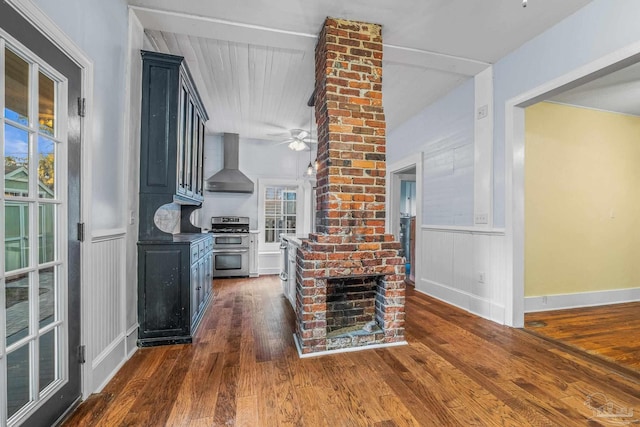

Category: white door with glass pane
[2, 36, 71, 426]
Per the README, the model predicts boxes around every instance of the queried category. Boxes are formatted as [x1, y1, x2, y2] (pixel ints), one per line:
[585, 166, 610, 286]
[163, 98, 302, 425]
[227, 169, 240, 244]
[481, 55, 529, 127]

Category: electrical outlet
[478, 272, 485, 284]
[475, 213, 488, 225]
[542, 296, 548, 305]
[129, 210, 135, 225]
[477, 104, 488, 120]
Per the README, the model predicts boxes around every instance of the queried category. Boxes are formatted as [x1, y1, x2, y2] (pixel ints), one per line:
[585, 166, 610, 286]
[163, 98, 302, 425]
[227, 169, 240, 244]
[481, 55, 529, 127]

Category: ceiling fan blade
[297, 130, 309, 140]
[270, 138, 294, 146]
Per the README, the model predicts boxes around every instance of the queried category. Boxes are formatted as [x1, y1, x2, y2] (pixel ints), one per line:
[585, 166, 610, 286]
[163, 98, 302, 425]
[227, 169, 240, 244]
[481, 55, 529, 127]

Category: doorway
[389, 153, 422, 287]
[519, 66, 640, 372]
[1, 2, 82, 426]
[399, 177, 416, 284]
[505, 36, 640, 327]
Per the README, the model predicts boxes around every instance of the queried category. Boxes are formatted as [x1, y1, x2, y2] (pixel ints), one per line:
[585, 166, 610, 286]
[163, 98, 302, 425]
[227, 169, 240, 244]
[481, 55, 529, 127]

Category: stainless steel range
[209, 216, 250, 277]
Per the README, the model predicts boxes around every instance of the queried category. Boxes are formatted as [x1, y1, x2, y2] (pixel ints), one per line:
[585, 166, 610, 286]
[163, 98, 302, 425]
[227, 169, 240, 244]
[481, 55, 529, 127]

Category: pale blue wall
[33, 0, 130, 230]
[388, 78, 474, 226]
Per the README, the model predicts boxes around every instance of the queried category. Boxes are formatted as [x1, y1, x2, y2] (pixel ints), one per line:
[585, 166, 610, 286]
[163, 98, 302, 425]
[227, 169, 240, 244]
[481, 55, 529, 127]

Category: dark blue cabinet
[137, 51, 212, 346]
[137, 235, 213, 346]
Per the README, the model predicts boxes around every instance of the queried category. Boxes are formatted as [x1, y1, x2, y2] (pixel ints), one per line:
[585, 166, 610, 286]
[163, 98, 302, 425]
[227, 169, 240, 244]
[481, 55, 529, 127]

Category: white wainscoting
[259, 251, 281, 276]
[86, 230, 132, 393]
[418, 226, 506, 323]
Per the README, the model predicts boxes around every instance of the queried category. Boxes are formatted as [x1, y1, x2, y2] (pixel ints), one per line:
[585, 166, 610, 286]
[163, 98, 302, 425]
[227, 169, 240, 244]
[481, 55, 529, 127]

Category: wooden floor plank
[525, 302, 640, 372]
[62, 276, 640, 426]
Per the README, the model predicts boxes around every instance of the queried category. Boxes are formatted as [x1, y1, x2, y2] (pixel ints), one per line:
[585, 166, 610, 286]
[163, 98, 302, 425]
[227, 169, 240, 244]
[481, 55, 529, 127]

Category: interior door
[1, 2, 82, 426]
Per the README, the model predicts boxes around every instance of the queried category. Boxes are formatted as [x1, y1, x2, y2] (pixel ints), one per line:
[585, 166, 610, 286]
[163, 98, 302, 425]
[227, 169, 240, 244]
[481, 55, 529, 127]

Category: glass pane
[5, 48, 30, 125]
[214, 236, 242, 245]
[178, 87, 186, 188]
[265, 229, 274, 243]
[38, 203, 55, 264]
[37, 136, 55, 198]
[39, 329, 56, 393]
[265, 217, 275, 228]
[287, 218, 296, 229]
[5, 201, 30, 272]
[38, 72, 55, 136]
[6, 273, 30, 346]
[184, 103, 193, 189]
[4, 124, 30, 197]
[265, 201, 280, 216]
[39, 267, 55, 327]
[265, 187, 276, 200]
[285, 201, 296, 214]
[192, 113, 200, 192]
[7, 344, 31, 419]
[214, 254, 242, 270]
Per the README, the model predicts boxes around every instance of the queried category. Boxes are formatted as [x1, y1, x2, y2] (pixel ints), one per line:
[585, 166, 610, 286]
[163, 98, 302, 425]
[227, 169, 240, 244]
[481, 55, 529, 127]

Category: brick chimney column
[314, 18, 386, 237]
[294, 18, 405, 355]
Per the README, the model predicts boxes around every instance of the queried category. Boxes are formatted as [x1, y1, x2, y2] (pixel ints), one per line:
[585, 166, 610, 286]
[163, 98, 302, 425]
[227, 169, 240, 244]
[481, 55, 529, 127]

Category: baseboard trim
[126, 324, 139, 358]
[525, 287, 640, 312]
[418, 278, 505, 324]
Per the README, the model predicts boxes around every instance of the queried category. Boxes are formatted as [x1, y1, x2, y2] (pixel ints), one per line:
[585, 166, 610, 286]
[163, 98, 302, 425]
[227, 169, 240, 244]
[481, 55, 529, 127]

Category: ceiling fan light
[288, 140, 306, 151]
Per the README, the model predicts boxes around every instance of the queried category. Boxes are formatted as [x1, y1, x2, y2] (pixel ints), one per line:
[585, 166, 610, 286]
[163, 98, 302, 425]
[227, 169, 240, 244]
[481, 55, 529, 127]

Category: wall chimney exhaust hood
[205, 133, 254, 193]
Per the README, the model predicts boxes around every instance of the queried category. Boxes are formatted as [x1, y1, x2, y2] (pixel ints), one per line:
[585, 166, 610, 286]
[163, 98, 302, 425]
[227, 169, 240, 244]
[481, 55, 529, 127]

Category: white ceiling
[129, 0, 592, 141]
[549, 62, 640, 116]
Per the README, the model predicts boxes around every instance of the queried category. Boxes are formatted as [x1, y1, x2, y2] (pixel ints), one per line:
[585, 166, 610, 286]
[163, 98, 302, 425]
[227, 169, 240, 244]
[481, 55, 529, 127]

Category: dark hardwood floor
[525, 301, 640, 373]
[63, 276, 640, 426]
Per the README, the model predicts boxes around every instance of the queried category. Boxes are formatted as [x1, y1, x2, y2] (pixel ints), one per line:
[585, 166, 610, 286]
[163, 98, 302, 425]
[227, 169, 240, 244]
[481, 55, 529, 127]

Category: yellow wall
[525, 102, 640, 297]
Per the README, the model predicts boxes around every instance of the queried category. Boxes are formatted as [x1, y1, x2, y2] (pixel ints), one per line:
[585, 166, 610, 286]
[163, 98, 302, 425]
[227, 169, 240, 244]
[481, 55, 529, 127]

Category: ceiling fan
[277, 129, 316, 151]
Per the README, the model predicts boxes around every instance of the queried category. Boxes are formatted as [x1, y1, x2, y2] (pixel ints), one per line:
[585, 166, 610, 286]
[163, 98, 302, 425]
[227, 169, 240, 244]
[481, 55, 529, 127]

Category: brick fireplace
[294, 17, 406, 355]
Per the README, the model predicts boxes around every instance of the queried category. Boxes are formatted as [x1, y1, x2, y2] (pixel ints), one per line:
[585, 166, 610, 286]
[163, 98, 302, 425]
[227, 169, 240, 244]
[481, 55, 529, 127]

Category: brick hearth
[294, 17, 406, 355]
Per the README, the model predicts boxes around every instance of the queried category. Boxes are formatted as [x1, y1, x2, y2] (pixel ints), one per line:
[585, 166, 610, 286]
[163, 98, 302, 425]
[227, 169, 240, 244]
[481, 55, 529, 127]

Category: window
[257, 179, 304, 252]
[264, 185, 297, 243]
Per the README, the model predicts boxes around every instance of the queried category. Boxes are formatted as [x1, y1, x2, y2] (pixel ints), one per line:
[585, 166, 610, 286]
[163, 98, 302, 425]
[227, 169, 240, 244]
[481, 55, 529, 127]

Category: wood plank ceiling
[130, 0, 593, 142]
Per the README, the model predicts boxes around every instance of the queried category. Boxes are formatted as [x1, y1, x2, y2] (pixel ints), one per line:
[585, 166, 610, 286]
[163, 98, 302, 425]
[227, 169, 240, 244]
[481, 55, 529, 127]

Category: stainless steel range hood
[205, 133, 254, 193]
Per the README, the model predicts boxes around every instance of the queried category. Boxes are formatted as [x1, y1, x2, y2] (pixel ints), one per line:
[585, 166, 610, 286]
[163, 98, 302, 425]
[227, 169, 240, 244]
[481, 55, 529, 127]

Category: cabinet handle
[279, 272, 287, 281]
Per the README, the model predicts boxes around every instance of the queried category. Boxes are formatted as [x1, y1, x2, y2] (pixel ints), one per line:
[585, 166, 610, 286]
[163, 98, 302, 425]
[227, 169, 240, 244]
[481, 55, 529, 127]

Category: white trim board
[525, 288, 640, 313]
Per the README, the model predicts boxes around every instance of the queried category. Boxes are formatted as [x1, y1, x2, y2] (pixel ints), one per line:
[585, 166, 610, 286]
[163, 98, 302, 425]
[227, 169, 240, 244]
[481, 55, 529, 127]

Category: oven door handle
[212, 249, 248, 254]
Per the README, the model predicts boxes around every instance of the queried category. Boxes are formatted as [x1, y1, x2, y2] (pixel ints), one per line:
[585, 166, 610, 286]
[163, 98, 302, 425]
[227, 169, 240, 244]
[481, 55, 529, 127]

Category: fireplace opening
[326, 275, 381, 336]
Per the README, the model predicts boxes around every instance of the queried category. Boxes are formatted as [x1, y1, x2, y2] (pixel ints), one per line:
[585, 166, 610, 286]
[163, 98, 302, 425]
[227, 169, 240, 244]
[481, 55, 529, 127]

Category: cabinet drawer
[198, 241, 205, 258]
[191, 244, 200, 264]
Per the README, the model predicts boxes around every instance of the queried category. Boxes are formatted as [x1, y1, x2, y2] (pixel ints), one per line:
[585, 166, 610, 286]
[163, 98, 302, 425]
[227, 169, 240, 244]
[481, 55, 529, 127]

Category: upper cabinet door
[138, 51, 208, 203]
